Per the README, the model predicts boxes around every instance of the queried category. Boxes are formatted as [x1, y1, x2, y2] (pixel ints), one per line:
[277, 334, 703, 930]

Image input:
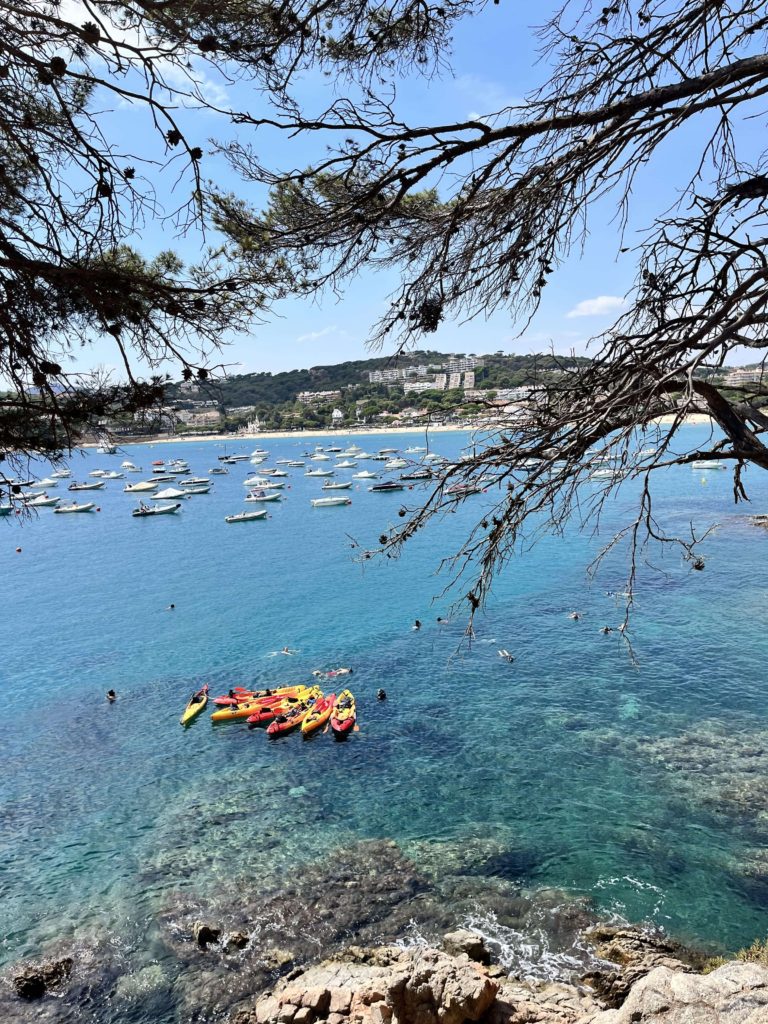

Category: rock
[226, 932, 250, 952]
[238, 944, 498, 1024]
[443, 929, 491, 965]
[12, 956, 73, 1000]
[581, 926, 692, 1008]
[193, 921, 222, 949]
[488, 978, 602, 1023]
[581, 960, 768, 1023]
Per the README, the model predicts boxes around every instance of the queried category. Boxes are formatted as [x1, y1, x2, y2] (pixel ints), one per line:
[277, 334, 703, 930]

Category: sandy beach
[113, 412, 713, 447]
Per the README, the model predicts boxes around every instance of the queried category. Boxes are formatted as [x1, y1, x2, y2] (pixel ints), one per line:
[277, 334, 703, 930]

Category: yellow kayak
[330, 689, 356, 739]
[301, 691, 336, 736]
[210, 685, 312, 722]
[180, 684, 209, 726]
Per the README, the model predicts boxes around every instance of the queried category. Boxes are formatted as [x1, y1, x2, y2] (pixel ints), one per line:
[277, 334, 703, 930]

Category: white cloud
[296, 325, 338, 343]
[566, 295, 627, 319]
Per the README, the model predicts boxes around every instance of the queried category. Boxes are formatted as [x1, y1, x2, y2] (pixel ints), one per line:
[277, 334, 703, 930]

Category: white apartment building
[297, 390, 342, 405]
[448, 372, 462, 389]
[463, 371, 475, 389]
[724, 368, 764, 386]
[403, 380, 439, 394]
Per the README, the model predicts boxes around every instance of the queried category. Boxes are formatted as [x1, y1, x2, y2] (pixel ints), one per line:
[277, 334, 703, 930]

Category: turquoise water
[2, 425, 768, 1017]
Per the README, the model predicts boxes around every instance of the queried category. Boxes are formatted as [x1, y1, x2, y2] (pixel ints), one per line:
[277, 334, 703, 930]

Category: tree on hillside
[210, 0, 768, 614]
[5, 0, 768, 613]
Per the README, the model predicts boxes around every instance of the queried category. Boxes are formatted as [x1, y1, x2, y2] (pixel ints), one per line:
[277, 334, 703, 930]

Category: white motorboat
[385, 458, 408, 470]
[250, 449, 269, 457]
[305, 469, 334, 477]
[224, 454, 250, 463]
[370, 454, 389, 461]
[353, 470, 378, 479]
[423, 453, 443, 462]
[591, 468, 618, 479]
[275, 459, 293, 465]
[262, 469, 289, 477]
[311, 496, 352, 507]
[405, 446, 427, 453]
[335, 460, 358, 468]
[167, 466, 190, 475]
[322, 481, 353, 490]
[243, 476, 270, 488]
[124, 480, 158, 493]
[250, 456, 265, 465]
[51, 469, 72, 478]
[96, 443, 118, 454]
[101, 471, 124, 479]
[225, 509, 268, 523]
[131, 502, 182, 517]
[287, 461, 305, 468]
[89, 469, 107, 478]
[24, 494, 60, 508]
[121, 461, 142, 472]
[35, 478, 58, 488]
[180, 477, 210, 486]
[692, 460, 726, 470]
[310, 454, 331, 461]
[184, 485, 211, 495]
[151, 475, 176, 483]
[326, 446, 342, 453]
[54, 502, 95, 513]
[245, 489, 281, 502]
[68, 480, 106, 491]
[209, 467, 229, 475]
[155, 488, 189, 500]
[379, 448, 398, 454]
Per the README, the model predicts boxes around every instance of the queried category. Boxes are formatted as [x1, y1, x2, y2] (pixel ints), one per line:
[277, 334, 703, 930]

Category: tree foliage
[5, 0, 768, 612]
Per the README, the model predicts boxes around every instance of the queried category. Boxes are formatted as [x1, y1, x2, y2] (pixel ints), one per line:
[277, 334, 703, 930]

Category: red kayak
[246, 695, 306, 725]
[330, 689, 356, 738]
[265, 691, 319, 737]
[213, 684, 305, 707]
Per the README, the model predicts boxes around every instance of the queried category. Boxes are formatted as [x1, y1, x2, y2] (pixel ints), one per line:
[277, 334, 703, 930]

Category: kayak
[210, 686, 312, 722]
[212, 684, 308, 707]
[301, 692, 336, 737]
[266, 688, 321, 736]
[330, 689, 356, 739]
[180, 684, 209, 726]
[246, 696, 308, 725]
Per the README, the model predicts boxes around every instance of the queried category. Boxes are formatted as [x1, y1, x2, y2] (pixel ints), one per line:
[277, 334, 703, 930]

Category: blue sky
[68, 1, 750, 378]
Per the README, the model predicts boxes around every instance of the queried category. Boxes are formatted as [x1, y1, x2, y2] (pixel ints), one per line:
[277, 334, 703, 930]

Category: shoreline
[107, 413, 713, 448]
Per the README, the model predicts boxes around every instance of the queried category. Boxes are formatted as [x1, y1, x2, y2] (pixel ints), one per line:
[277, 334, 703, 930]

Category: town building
[297, 390, 343, 405]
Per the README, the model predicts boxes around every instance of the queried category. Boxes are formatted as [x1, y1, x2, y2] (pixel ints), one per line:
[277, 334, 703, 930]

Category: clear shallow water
[2, 425, 768, 1015]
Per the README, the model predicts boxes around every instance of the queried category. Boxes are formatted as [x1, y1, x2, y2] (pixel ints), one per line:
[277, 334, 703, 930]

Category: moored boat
[321, 481, 352, 490]
[330, 689, 356, 739]
[305, 469, 334, 477]
[244, 490, 281, 502]
[68, 480, 106, 491]
[369, 481, 405, 492]
[692, 460, 726, 470]
[124, 480, 158, 492]
[180, 684, 209, 726]
[53, 502, 96, 513]
[311, 496, 352, 507]
[131, 502, 182, 517]
[23, 494, 60, 508]
[353, 470, 378, 479]
[225, 509, 268, 523]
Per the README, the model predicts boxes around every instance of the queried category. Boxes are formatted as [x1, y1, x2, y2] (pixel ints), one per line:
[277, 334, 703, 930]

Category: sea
[1, 423, 768, 1020]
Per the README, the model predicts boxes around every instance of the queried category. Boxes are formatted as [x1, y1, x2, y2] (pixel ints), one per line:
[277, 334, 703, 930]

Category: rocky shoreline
[8, 924, 765, 1024]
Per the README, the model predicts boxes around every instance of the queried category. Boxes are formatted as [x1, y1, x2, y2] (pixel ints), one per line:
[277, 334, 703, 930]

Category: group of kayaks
[179, 681, 357, 738]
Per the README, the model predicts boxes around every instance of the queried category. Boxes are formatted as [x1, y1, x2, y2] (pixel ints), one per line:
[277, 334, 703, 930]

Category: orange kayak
[213, 684, 306, 707]
[301, 693, 336, 736]
[266, 688, 321, 736]
[211, 686, 311, 722]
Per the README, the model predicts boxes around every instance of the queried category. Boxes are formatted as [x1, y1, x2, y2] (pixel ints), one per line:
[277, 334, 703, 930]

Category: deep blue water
[1, 424, 768, 1006]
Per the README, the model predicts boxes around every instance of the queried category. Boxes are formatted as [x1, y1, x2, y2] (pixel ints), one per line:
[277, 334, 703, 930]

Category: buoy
[96, 507, 101, 511]
[15, 547, 21, 553]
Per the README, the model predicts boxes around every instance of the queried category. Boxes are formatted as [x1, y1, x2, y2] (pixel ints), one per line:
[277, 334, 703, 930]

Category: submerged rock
[12, 956, 73, 999]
